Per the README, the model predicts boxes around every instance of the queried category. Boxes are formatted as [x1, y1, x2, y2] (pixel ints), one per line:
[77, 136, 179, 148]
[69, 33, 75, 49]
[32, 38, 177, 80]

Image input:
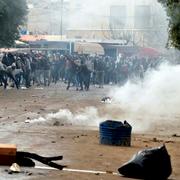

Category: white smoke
[27, 107, 109, 127]
[28, 63, 180, 133]
[68, 0, 166, 29]
[109, 63, 180, 132]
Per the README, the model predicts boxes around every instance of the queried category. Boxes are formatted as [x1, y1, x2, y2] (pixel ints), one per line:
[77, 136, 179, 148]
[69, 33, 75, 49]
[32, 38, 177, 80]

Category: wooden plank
[0, 144, 17, 156]
[0, 155, 16, 165]
[0, 144, 17, 165]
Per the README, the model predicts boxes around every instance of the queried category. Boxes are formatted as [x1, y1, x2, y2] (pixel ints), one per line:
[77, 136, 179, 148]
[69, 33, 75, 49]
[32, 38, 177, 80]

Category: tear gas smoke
[109, 63, 180, 132]
[29, 63, 180, 133]
[28, 107, 109, 127]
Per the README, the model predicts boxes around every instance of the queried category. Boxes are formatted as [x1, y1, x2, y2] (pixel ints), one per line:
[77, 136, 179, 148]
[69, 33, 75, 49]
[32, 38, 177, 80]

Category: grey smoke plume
[29, 63, 180, 133]
[27, 107, 109, 127]
[109, 63, 180, 132]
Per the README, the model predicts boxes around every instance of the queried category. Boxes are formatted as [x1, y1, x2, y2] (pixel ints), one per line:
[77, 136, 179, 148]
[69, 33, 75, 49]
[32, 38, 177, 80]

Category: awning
[15, 40, 27, 45]
[20, 35, 66, 42]
[74, 42, 104, 55]
[0, 48, 18, 53]
[15, 40, 29, 48]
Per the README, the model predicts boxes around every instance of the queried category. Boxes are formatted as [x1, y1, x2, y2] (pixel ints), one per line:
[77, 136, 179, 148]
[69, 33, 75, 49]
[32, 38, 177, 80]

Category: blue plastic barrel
[99, 120, 132, 146]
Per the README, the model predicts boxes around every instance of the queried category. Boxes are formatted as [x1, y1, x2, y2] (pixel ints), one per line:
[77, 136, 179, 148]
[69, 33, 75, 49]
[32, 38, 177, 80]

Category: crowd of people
[0, 51, 163, 90]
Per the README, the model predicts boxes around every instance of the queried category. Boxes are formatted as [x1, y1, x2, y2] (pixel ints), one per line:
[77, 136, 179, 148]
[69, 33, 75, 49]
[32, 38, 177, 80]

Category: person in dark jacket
[79, 60, 91, 91]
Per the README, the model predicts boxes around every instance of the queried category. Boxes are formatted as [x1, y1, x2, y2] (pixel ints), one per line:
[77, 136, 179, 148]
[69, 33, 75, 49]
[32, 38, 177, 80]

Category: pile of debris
[0, 144, 66, 175]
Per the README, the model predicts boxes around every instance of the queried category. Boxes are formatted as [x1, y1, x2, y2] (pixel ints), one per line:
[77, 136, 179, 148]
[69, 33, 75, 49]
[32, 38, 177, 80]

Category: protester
[0, 51, 164, 90]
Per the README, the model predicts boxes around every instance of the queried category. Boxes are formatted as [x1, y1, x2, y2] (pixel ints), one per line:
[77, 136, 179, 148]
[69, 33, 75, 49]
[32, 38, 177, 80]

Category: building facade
[27, 0, 69, 35]
[26, 0, 168, 48]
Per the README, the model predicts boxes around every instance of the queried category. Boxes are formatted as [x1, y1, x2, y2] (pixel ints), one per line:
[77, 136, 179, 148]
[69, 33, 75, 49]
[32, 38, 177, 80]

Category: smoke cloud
[109, 63, 180, 132]
[27, 107, 109, 127]
[28, 63, 180, 133]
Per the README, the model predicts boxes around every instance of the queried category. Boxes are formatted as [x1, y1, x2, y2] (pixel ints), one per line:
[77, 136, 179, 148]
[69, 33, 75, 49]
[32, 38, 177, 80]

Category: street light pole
[60, 0, 63, 39]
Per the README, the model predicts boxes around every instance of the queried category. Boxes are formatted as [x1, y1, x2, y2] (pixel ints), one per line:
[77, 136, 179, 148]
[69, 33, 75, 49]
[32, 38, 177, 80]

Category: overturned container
[99, 120, 132, 146]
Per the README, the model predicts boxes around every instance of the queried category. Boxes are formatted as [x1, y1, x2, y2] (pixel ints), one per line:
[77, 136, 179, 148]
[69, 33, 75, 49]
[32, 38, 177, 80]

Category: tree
[158, 0, 180, 50]
[0, 0, 27, 47]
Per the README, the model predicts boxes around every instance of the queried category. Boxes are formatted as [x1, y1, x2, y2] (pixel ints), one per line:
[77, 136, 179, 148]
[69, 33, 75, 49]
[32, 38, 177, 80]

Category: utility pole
[60, 0, 63, 39]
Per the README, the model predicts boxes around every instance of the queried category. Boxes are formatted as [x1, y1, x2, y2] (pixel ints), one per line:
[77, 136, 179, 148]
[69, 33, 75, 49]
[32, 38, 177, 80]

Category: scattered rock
[106, 170, 113, 174]
[26, 171, 33, 176]
[35, 87, 44, 90]
[37, 112, 41, 114]
[61, 136, 64, 139]
[10, 163, 21, 173]
[51, 141, 56, 143]
[27, 172, 33, 176]
[73, 136, 80, 139]
[38, 173, 44, 175]
[8, 170, 13, 174]
[24, 109, 27, 112]
[101, 97, 112, 103]
[53, 121, 60, 126]
[153, 138, 158, 142]
[172, 134, 180, 137]
[27, 117, 30, 120]
[14, 121, 18, 123]
[81, 134, 88, 137]
[165, 141, 174, 143]
[152, 138, 163, 143]
[95, 173, 100, 175]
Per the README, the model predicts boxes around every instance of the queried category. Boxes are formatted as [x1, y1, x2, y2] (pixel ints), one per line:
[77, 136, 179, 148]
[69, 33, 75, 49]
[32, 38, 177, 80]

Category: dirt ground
[0, 83, 179, 180]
